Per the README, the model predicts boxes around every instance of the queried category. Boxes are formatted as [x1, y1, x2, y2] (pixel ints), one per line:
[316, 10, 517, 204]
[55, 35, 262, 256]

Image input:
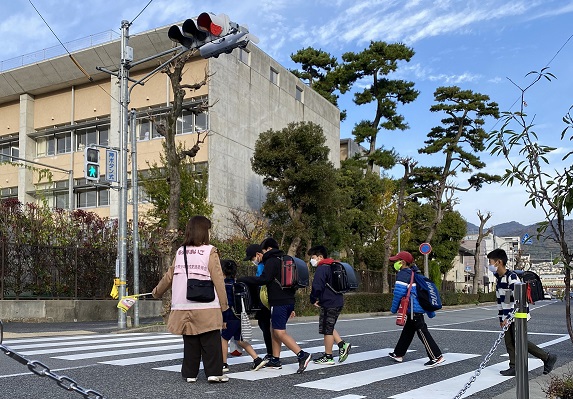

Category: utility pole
[117, 20, 131, 329]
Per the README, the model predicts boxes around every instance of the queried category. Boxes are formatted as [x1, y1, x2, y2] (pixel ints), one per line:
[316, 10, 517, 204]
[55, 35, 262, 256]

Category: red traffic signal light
[197, 12, 230, 37]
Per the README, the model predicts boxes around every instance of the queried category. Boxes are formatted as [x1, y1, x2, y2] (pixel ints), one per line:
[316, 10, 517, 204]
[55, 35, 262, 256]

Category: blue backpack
[414, 273, 442, 312]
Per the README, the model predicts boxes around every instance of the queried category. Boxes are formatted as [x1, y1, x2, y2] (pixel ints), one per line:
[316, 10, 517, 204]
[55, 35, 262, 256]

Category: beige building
[0, 23, 340, 235]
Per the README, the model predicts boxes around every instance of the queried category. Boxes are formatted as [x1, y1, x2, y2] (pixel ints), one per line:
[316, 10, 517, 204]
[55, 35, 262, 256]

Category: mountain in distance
[465, 220, 573, 262]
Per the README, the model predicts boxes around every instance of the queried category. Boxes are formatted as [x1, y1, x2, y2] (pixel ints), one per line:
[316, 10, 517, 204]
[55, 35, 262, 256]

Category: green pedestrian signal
[84, 147, 100, 182]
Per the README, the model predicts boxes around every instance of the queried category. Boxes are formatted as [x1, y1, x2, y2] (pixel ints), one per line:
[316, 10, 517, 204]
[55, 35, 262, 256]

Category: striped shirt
[495, 269, 531, 322]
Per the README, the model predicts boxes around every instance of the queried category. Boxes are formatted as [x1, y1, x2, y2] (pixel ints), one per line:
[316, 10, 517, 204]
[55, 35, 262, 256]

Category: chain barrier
[451, 309, 516, 399]
[0, 320, 108, 399]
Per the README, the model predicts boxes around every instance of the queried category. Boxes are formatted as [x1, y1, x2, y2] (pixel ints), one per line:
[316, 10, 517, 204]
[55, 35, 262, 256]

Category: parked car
[544, 292, 552, 300]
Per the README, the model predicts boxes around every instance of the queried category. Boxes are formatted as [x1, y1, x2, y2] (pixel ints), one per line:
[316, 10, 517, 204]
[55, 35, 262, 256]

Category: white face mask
[488, 264, 497, 273]
[310, 258, 318, 267]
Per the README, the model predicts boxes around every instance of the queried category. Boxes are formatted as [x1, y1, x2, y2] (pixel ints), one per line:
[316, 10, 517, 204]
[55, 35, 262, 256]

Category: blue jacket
[391, 265, 435, 318]
[309, 259, 344, 308]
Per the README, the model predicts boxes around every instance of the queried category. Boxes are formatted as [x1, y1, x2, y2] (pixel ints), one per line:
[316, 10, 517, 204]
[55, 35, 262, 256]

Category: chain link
[1, 320, 108, 399]
[451, 310, 516, 399]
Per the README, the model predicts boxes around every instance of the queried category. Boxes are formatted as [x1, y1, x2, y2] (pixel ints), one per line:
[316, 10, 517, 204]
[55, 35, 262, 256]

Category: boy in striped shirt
[487, 248, 557, 376]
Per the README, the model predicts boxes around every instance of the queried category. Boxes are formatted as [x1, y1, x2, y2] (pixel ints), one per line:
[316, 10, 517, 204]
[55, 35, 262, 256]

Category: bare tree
[473, 210, 493, 294]
[227, 208, 269, 241]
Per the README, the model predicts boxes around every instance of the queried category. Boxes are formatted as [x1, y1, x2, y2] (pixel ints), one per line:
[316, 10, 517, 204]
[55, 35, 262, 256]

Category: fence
[1, 241, 442, 299]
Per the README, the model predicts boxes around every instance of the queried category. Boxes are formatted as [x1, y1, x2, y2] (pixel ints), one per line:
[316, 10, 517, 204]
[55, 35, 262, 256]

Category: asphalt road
[0, 301, 570, 399]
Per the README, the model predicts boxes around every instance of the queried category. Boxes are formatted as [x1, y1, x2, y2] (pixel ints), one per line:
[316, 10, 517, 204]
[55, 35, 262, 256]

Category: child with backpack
[388, 251, 444, 367]
[308, 245, 351, 364]
[487, 248, 557, 376]
[238, 237, 312, 374]
[220, 259, 265, 372]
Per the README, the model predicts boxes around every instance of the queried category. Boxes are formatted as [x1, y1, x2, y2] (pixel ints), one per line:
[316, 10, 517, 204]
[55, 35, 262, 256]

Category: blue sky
[2, 0, 573, 228]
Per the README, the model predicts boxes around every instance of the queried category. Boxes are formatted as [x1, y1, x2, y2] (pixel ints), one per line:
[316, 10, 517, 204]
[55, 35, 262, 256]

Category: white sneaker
[207, 375, 229, 383]
[186, 377, 197, 383]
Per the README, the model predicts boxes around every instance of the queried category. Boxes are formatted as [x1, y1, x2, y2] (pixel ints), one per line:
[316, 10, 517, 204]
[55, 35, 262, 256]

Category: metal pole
[424, 253, 429, 278]
[130, 109, 140, 327]
[515, 282, 529, 399]
[117, 20, 130, 329]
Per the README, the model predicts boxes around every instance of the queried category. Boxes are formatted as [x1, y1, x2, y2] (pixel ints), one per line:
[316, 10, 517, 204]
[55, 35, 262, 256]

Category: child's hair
[487, 248, 508, 266]
[221, 259, 238, 278]
[307, 245, 328, 258]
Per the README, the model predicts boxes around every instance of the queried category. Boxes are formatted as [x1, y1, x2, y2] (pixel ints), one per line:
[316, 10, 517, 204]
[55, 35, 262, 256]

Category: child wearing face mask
[388, 251, 444, 367]
[308, 245, 352, 365]
[487, 248, 557, 377]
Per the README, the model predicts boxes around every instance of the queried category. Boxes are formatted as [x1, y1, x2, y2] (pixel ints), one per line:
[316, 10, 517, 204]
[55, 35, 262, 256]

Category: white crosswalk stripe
[0, 332, 561, 399]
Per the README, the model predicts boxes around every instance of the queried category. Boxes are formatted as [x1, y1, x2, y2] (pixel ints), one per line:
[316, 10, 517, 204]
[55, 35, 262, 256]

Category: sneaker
[424, 356, 445, 367]
[266, 358, 282, 369]
[313, 354, 335, 365]
[297, 351, 312, 374]
[186, 377, 197, 383]
[338, 342, 351, 363]
[222, 363, 229, 372]
[389, 352, 403, 363]
[207, 375, 229, 383]
[500, 367, 515, 376]
[252, 357, 268, 371]
[543, 353, 557, 375]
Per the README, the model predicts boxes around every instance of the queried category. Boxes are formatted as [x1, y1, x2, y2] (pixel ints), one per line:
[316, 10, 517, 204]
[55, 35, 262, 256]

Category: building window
[270, 67, 279, 86]
[239, 48, 250, 65]
[195, 112, 208, 132]
[0, 186, 18, 199]
[77, 185, 110, 208]
[56, 133, 72, 154]
[36, 135, 55, 157]
[76, 125, 109, 151]
[137, 115, 165, 141]
[0, 143, 18, 161]
[295, 86, 304, 102]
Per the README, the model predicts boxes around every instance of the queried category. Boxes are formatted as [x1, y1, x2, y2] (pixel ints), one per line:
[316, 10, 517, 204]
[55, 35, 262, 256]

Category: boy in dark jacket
[239, 237, 311, 373]
[389, 251, 444, 367]
[308, 245, 351, 364]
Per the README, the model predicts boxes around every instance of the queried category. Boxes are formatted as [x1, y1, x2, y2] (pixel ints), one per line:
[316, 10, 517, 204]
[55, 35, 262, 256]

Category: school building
[0, 22, 340, 235]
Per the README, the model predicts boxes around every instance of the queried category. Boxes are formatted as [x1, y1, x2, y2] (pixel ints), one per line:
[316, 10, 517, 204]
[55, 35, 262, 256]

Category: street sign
[106, 149, 119, 183]
[419, 242, 432, 255]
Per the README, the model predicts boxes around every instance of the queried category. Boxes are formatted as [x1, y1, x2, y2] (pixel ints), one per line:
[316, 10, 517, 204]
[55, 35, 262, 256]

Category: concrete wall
[0, 300, 163, 322]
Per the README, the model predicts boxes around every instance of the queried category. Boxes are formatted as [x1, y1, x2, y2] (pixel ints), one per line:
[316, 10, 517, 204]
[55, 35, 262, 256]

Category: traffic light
[84, 147, 100, 182]
[167, 12, 258, 58]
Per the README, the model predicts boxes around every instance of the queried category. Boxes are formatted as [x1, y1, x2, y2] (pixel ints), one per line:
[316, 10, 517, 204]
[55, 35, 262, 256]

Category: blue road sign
[106, 149, 119, 183]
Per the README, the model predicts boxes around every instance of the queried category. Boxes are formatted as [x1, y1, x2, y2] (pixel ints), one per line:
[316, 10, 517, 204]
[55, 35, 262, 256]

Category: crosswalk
[1, 332, 567, 398]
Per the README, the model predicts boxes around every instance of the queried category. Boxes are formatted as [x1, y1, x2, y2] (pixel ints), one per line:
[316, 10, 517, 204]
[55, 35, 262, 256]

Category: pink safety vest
[171, 245, 220, 310]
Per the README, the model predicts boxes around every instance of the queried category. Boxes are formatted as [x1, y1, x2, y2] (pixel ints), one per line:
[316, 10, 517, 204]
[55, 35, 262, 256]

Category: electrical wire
[28, 0, 93, 82]
[130, 0, 154, 25]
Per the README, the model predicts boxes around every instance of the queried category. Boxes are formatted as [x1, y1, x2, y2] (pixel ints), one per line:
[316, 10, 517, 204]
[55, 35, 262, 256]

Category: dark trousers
[182, 329, 223, 379]
[394, 313, 442, 360]
[256, 306, 273, 355]
[505, 323, 548, 367]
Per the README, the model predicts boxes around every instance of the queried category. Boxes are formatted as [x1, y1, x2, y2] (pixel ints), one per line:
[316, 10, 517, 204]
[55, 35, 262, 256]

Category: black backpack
[327, 262, 358, 294]
[515, 270, 544, 304]
[232, 281, 260, 315]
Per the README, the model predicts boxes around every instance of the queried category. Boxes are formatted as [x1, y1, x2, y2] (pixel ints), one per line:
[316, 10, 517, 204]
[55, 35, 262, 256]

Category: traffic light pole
[117, 20, 130, 329]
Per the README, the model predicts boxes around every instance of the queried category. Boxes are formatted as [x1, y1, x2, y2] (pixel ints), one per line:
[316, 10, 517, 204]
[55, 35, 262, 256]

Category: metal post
[424, 253, 429, 278]
[515, 282, 529, 399]
[117, 20, 131, 329]
[130, 109, 140, 327]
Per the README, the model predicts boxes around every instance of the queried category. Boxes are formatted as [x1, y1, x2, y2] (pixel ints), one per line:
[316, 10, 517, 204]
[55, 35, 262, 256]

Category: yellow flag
[110, 283, 119, 299]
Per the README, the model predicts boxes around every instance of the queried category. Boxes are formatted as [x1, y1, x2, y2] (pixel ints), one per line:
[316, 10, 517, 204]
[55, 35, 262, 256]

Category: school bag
[232, 281, 260, 315]
[413, 272, 442, 312]
[327, 262, 359, 294]
[276, 255, 309, 289]
[514, 270, 544, 304]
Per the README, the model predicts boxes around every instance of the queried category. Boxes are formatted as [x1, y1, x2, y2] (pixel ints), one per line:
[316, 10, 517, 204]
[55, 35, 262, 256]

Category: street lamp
[397, 192, 422, 252]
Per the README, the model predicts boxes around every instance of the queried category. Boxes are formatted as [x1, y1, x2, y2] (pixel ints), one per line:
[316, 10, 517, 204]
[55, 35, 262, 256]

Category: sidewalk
[492, 361, 573, 399]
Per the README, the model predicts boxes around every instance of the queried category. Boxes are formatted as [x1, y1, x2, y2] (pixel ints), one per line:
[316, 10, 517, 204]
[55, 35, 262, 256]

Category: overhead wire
[130, 0, 155, 25]
[488, 31, 573, 133]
